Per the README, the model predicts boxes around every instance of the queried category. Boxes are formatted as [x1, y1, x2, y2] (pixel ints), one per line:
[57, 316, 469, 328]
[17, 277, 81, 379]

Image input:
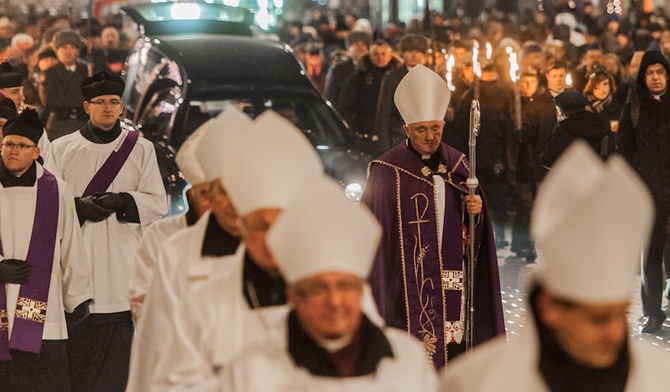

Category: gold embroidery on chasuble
[15, 297, 47, 323]
[0, 310, 8, 330]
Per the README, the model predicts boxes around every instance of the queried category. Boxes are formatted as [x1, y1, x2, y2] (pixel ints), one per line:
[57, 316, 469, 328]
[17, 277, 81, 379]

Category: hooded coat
[617, 50, 670, 203]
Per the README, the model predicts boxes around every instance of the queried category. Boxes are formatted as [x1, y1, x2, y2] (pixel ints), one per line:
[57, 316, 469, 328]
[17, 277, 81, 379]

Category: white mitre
[218, 110, 323, 216]
[267, 176, 381, 285]
[175, 118, 210, 185]
[394, 63, 451, 125]
[530, 141, 654, 304]
[195, 106, 252, 183]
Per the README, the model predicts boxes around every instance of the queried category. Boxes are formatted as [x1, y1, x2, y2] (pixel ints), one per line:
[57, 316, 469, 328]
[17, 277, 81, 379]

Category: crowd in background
[278, 3, 670, 261]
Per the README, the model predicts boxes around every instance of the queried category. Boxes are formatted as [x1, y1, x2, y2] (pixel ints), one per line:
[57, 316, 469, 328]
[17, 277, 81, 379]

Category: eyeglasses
[89, 99, 122, 106]
[2, 142, 37, 151]
[295, 278, 363, 299]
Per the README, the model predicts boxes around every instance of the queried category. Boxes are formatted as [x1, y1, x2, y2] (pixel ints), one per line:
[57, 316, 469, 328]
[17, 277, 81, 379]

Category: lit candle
[506, 46, 522, 131]
[446, 54, 455, 92]
[486, 42, 492, 61]
[566, 73, 573, 87]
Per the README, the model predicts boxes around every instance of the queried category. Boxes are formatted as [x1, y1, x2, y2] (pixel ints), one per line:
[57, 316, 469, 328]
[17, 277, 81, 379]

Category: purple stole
[0, 169, 59, 360]
[82, 130, 139, 197]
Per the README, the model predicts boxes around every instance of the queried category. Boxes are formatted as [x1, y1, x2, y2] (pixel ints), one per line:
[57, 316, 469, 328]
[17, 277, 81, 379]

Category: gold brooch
[421, 165, 448, 176]
[421, 166, 432, 176]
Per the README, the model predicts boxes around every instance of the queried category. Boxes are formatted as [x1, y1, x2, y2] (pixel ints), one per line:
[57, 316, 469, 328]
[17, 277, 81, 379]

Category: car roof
[153, 34, 314, 89]
[121, 2, 254, 36]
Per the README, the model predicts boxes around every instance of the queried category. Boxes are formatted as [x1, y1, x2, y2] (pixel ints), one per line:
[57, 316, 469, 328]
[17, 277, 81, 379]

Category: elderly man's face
[241, 208, 282, 273]
[404, 120, 444, 156]
[290, 272, 363, 341]
[537, 290, 630, 368]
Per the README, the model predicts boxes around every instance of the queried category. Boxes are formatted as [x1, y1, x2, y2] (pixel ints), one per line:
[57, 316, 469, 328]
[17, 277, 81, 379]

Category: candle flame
[472, 40, 481, 78]
[566, 73, 573, 86]
[506, 46, 519, 83]
[446, 54, 455, 91]
[486, 42, 492, 60]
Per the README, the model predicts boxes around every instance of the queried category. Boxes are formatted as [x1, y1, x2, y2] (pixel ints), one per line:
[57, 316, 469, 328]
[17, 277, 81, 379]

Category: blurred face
[1, 87, 24, 110]
[38, 56, 59, 71]
[347, 41, 369, 62]
[453, 47, 467, 68]
[404, 120, 444, 156]
[1, 135, 39, 176]
[55, 44, 80, 66]
[537, 291, 630, 368]
[546, 68, 567, 91]
[208, 179, 240, 237]
[186, 182, 211, 218]
[402, 49, 426, 68]
[592, 79, 611, 100]
[241, 208, 282, 273]
[519, 75, 539, 97]
[523, 52, 546, 70]
[290, 272, 363, 341]
[603, 58, 619, 76]
[369, 43, 392, 68]
[584, 49, 602, 68]
[84, 94, 124, 131]
[645, 63, 669, 96]
[101, 27, 120, 48]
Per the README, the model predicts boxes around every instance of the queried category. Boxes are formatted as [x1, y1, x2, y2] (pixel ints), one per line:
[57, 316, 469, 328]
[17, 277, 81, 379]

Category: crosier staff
[465, 98, 480, 351]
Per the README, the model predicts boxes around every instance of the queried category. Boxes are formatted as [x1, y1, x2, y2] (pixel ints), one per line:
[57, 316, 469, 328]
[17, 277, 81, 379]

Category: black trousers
[66, 312, 133, 392]
[642, 203, 670, 318]
[0, 339, 71, 392]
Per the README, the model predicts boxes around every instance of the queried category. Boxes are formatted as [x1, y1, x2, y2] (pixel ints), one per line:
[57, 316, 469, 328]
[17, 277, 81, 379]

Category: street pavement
[497, 248, 670, 353]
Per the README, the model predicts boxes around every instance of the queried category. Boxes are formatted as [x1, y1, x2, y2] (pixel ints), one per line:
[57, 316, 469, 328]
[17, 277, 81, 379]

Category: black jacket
[617, 51, 670, 203]
[516, 91, 558, 182]
[541, 110, 610, 169]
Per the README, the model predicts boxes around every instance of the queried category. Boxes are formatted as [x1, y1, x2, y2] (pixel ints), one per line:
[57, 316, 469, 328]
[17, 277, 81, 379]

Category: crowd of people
[0, 2, 670, 391]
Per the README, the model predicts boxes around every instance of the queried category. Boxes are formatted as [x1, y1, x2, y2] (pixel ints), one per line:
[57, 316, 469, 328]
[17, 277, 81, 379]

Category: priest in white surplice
[44, 71, 166, 391]
[221, 176, 437, 392]
[0, 108, 92, 391]
[126, 107, 250, 392]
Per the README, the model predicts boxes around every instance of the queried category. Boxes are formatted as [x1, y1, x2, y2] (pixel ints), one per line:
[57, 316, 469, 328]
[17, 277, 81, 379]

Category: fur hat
[81, 71, 125, 101]
[345, 31, 372, 48]
[53, 29, 81, 49]
[2, 108, 43, 145]
[399, 33, 429, 53]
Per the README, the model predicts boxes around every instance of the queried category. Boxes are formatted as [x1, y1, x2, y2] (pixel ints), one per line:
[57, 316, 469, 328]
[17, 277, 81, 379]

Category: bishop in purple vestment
[362, 65, 505, 369]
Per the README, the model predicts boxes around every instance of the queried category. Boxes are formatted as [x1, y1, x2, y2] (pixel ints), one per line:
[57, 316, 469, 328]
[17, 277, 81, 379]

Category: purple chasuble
[0, 169, 59, 360]
[82, 130, 139, 197]
[362, 142, 505, 369]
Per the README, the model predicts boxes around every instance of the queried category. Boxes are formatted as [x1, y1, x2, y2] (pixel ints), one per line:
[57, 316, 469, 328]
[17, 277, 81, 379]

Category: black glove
[94, 192, 125, 213]
[76, 196, 113, 225]
[0, 259, 31, 284]
[65, 299, 91, 329]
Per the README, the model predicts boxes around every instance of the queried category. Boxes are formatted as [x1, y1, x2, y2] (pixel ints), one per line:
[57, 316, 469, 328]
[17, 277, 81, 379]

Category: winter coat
[617, 50, 670, 203]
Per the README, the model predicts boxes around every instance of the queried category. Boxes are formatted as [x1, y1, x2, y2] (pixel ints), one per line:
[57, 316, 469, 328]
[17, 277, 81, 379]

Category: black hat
[37, 48, 57, 61]
[2, 107, 43, 145]
[554, 89, 589, 112]
[0, 62, 23, 89]
[0, 94, 18, 121]
[399, 33, 429, 53]
[81, 71, 125, 101]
